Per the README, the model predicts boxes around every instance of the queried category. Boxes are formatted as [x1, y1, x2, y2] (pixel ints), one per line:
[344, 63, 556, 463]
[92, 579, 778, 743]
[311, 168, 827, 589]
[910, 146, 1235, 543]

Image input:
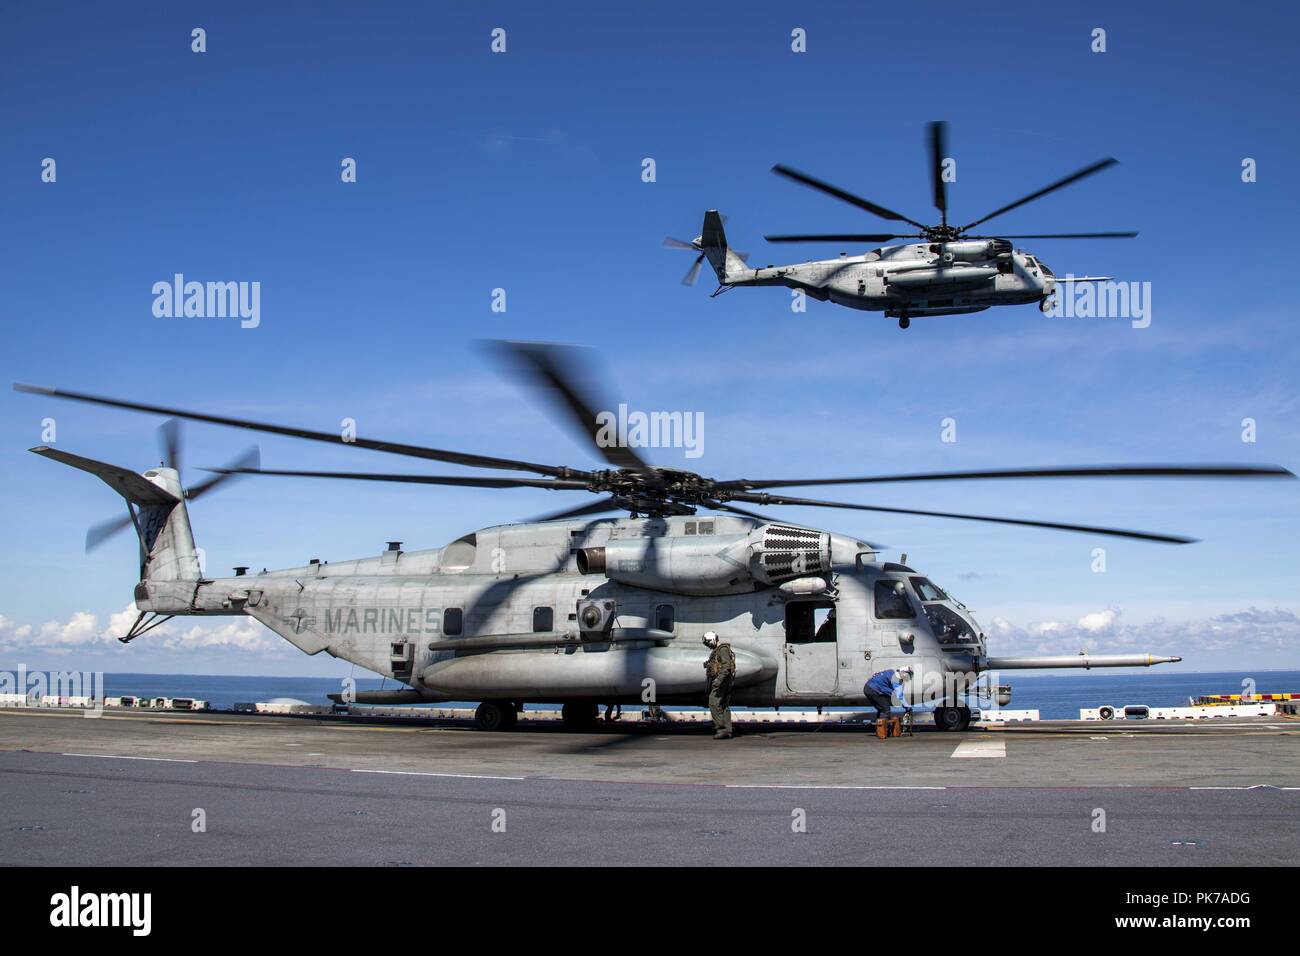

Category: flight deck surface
[2, 709, 1296, 866]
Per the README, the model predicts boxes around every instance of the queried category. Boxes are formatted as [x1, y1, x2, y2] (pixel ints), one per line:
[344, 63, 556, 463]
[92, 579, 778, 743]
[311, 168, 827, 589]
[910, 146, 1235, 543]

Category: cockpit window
[873, 580, 916, 619]
[909, 577, 947, 602]
[924, 603, 978, 644]
[1038, 260, 1054, 278]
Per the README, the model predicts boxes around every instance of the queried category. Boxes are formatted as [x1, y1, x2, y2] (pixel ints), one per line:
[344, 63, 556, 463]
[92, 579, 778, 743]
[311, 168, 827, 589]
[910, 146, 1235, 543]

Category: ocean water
[75, 669, 1300, 720]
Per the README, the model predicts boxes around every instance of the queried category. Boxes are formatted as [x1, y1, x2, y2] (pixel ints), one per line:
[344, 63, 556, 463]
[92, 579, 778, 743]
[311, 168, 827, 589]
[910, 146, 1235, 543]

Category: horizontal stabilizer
[29, 446, 178, 507]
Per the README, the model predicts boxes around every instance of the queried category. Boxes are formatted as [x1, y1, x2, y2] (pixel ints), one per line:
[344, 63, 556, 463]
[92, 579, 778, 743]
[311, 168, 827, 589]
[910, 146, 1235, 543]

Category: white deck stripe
[62, 753, 197, 763]
[951, 738, 1006, 759]
[351, 769, 524, 781]
[726, 784, 945, 790]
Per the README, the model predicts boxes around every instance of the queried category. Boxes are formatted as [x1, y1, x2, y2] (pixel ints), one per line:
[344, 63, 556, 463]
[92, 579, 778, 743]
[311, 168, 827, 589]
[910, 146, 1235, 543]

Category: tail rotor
[83, 419, 258, 553]
[665, 212, 748, 287]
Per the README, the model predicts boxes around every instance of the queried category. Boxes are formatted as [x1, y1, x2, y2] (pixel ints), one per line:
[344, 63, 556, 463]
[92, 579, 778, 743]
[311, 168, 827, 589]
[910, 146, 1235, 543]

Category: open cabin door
[783, 599, 838, 695]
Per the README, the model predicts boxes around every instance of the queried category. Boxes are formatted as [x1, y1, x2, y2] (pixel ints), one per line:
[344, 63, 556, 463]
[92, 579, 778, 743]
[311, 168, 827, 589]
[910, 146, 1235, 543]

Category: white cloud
[987, 606, 1300, 658]
[0, 605, 286, 657]
[1077, 609, 1118, 633]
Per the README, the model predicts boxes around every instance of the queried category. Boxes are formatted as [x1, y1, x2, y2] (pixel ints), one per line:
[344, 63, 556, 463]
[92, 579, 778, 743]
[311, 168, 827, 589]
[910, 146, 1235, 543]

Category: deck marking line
[725, 784, 945, 790]
[351, 769, 524, 781]
[62, 753, 198, 763]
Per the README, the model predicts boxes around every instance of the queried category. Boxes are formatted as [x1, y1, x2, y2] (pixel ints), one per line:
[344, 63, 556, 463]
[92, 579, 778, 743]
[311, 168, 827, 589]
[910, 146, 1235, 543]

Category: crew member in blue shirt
[864, 666, 913, 727]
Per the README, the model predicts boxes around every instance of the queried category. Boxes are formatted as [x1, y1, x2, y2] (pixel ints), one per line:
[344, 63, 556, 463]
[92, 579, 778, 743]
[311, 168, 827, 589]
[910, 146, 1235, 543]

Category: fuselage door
[784, 601, 838, 695]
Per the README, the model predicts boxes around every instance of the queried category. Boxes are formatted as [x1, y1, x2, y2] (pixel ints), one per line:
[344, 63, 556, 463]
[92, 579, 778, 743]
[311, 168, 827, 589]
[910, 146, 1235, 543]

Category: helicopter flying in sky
[13, 343, 1293, 732]
[667, 121, 1136, 328]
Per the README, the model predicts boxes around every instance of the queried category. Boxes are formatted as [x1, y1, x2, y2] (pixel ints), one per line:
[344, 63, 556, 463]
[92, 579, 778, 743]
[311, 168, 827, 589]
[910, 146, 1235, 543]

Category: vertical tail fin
[30, 447, 200, 581]
[700, 209, 753, 284]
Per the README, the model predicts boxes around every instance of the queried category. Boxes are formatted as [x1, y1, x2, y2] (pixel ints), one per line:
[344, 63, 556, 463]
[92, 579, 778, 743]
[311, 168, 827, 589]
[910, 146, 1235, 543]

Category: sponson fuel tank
[575, 523, 831, 595]
[421, 645, 776, 699]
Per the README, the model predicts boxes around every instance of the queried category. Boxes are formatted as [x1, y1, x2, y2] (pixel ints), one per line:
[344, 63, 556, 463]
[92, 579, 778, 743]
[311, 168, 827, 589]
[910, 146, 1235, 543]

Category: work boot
[714, 731, 732, 739]
[875, 720, 887, 740]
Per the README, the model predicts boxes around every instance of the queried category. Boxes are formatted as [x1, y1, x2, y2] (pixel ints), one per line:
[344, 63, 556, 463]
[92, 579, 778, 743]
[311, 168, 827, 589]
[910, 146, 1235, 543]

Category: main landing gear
[933, 705, 972, 732]
[898, 315, 911, 329]
[474, 699, 519, 731]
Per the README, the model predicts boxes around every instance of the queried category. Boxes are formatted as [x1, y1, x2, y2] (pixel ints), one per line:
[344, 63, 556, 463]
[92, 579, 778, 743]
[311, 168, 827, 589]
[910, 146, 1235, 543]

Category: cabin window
[655, 604, 675, 633]
[532, 606, 554, 632]
[443, 607, 463, 636]
[698, 520, 714, 535]
[873, 580, 916, 620]
[784, 600, 836, 644]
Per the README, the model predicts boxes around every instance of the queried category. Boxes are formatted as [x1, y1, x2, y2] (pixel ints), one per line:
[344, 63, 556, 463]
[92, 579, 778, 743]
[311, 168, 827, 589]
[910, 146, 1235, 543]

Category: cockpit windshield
[910, 576, 979, 644]
[910, 577, 947, 602]
[924, 603, 978, 644]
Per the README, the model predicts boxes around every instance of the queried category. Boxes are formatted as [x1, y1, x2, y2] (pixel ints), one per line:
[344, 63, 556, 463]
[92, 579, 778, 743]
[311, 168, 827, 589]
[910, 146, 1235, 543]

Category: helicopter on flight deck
[13, 343, 1292, 732]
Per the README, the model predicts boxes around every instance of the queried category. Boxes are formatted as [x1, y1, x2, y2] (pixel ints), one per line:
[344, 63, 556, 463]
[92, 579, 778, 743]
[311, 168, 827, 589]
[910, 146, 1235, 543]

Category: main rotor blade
[771, 165, 928, 230]
[85, 513, 133, 553]
[484, 341, 658, 476]
[764, 233, 917, 244]
[158, 418, 181, 471]
[702, 500, 782, 523]
[963, 232, 1138, 240]
[927, 121, 948, 225]
[724, 491, 1196, 544]
[204, 465, 591, 491]
[716, 464, 1297, 492]
[13, 383, 581, 479]
[960, 157, 1119, 232]
[526, 497, 625, 523]
[702, 500, 889, 549]
[184, 446, 260, 500]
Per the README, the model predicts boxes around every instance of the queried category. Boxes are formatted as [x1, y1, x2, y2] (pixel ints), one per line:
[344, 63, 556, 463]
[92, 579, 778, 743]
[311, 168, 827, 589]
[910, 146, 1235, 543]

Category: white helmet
[702, 631, 720, 648]
[897, 666, 914, 678]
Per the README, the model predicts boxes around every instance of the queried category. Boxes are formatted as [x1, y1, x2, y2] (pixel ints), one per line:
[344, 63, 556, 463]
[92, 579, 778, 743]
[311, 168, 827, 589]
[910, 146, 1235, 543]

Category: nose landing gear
[933, 705, 972, 732]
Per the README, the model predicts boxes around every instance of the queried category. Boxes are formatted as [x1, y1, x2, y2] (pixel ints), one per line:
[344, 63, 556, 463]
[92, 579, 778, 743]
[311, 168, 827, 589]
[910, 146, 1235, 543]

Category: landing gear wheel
[898, 316, 911, 329]
[934, 706, 972, 732]
[475, 700, 515, 732]
[561, 701, 599, 731]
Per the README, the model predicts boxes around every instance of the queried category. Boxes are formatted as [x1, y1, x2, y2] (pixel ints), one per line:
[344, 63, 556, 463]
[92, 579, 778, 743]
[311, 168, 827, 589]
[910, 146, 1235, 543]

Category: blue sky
[1, 0, 1298, 676]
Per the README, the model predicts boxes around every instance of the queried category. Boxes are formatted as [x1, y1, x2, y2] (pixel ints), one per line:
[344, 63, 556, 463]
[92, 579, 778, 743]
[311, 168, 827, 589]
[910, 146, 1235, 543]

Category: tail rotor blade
[186, 446, 260, 501]
[663, 236, 698, 250]
[158, 418, 182, 471]
[682, 254, 704, 286]
[86, 513, 133, 553]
